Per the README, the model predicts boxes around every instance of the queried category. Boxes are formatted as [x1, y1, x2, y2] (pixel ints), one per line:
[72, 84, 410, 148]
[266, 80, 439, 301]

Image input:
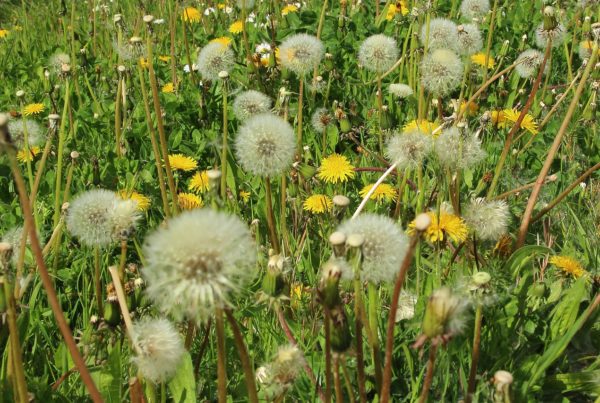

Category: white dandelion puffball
[311, 107, 333, 134]
[236, 0, 255, 9]
[457, 24, 483, 56]
[389, 83, 414, 98]
[535, 23, 566, 49]
[131, 317, 185, 384]
[279, 33, 325, 76]
[358, 34, 399, 73]
[515, 49, 547, 79]
[142, 209, 257, 323]
[386, 129, 434, 169]
[420, 18, 459, 52]
[232, 90, 272, 121]
[434, 127, 486, 170]
[337, 214, 408, 284]
[235, 113, 296, 177]
[460, 0, 490, 20]
[8, 119, 45, 149]
[462, 198, 510, 241]
[197, 42, 235, 81]
[420, 49, 464, 96]
[66, 189, 120, 247]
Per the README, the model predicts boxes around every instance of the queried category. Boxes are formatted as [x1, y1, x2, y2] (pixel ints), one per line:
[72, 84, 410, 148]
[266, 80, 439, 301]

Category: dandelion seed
[386, 129, 434, 169]
[131, 317, 185, 384]
[303, 194, 333, 214]
[549, 256, 587, 278]
[420, 49, 464, 96]
[317, 153, 356, 184]
[471, 52, 495, 69]
[232, 90, 272, 121]
[359, 183, 397, 202]
[420, 18, 459, 52]
[460, 0, 490, 19]
[196, 42, 235, 81]
[1, 226, 27, 266]
[389, 83, 414, 98]
[189, 171, 210, 193]
[457, 24, 483, 56]
[182, 7, 202, 23]
[408, 209, 469, 244]
[515, 49, 546, 79]
[279, 33, 325, 76]
[434, 127, 485, 170]
[358, 34, 398, 73]
[462, 198, 510, 241]
[168, 154, 197, 171]
[142, 209, 257, 322]
[310, 108, 333, 134]
[177, 192, 203, 210]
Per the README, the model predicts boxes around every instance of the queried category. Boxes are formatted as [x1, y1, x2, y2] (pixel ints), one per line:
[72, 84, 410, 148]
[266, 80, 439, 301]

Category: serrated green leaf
[549, 277, 587, 340]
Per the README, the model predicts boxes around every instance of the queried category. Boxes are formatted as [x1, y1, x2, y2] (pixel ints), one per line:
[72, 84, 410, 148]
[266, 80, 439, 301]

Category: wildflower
[158, 55, 171, 62]
[233, 90, 272, 121]
[279, 33, 324, 76]
[403, 119, 440, 135]
[210, 36, 233, 47]
[317, 153, 356, 184]
[420, 49, 464, 96]
[535, 7, 566, 49]
[281, 4, 299, 15]
[189, 171, 210, 193]
[139, 57, 150, 69]
[460, 101, 479, 115]
[471, 52, 495, 69]
[385, 1, 409, 20]
[23, 103, 45, 116]
[456, 24, 483, 56]
[515, 49, 546, 79]
[131, 317, 185, 384]
[118, 190, 151, 211]
[395, 291, 417, 322]
[7, 119, 44, 149]
[434, 127, 486, 170]
[420, 287, 468, 343]
[303, 194, 333, 213]
[182, 7, 202, 23]
[177, 192, 203, 210]
[229, 20, 243, 34]
[386, 129, 434, 169]
[0, 29, 9, 38]
[310, 108, 333, 133]
[409, 209, 469, 244]
[420, 18, 459, 52]
[389, 83, 413, 98]
[358, 34, 398, 73]
[337, 213, 409, 284]
[196, 42, 235, 81]
[492, 108, 539, 135]
[549, 256, 587, 278]
[161, 82, 174, 93]
[460, 0, 490, 20]
[168, 154, 196, 172]
[359, 183, 397, 202]
[239, 190, 251, 202]
[462, 198, 510, 241]
[142, 209, 257, 322]
[235, 113, 296, 177]
[17, 146, 41, 163]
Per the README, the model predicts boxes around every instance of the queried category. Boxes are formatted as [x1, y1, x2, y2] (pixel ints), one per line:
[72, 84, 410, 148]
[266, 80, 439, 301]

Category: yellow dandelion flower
[182, 7, 202, 23]
[158, 55, 171, 63]
[161, 82, 175, 93]
[139, 57, 150, 69]
[471, 53, 495, 69]
[317, 153, 356, 184]
[210, 36, 233, 47]
[17, 146, 41, 163]
[359, 183, 397, 202]
[0, 29, 9, 39]
[118, 190, 151, 211]
[408, 210, 469, 244]
[493, 108, 539, 135]
[460, 101, 479, 116]
[168, 154, 197, 171]
[189, 170, 210, 193]
[260, 55, 270, 67]
[217, 3, 226, 9]
[229, 21, 243, 34]
[549, 256, 586, 278]
[23, 103, 45, 116]
[239, 190, 251, 203]
[303, 194, 333, 214]
[385, 1, 409, 20]
[281, 4, 299, 15]
[177, 192, 203, 210]
[403, 119, 441, 136]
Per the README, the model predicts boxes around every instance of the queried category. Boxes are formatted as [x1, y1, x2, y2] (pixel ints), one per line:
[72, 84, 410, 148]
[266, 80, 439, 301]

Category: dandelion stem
[418, 344, 439, 403]
[264, 176, 280, 254]
[115, 76, 123, 157]
[108, 266, 135, 342]
[93, 246, 103, 314]
[339, 357, 356, 403]
[220, 79, 229, 200]
[215, 307, 228, 403]
[465, 304, 483, 403]
[53, 79, 71, 229]
[297, 77, 305, 157]
[352, 162, 397, 219]
[483, 0, 499, 85]
[333, 355, 343, 403]
[351, 250, 368, 403]
[3, 278, 29, 403]
[118, 239, 127, 282]
[324, 310, 332, 403]
[225, 309, 259, 403]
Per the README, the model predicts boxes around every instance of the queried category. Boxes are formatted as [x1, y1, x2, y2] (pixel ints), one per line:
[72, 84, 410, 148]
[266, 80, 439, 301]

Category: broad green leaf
[503, 245, 552, 278]
[549, 277, 587, 340]
[168, 351, 196, 403]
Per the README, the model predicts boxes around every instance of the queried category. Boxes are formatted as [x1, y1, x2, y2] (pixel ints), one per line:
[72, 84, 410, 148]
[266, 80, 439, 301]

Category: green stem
[220, 80, 229, 200]
[215, 307, 228, 403]
[466, 304, 483, 403]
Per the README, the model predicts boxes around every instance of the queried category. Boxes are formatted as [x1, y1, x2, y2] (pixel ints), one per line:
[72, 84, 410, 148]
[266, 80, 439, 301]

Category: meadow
[0, 0, 599, 401]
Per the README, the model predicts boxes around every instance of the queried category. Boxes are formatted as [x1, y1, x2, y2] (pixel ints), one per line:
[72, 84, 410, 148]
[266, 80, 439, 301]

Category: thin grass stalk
[296, 77, 305, 157]
[339, 357, 356, 403]
[2, 136, 102, 402]
[368, 283, 383, 391]
[465, 304, 483, 403]
[482, 0, 499, 84]
[30, 126, 56, 207]
[225, 310, 259, 403]
[115, 76, 123, 157]
[93, 246, 103, 314]
[333, 355, 343, 403]
[517, 45, 599, 247]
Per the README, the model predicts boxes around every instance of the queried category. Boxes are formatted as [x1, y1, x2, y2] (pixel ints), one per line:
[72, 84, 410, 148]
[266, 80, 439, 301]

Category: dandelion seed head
[142, 209, 257, 322]
[462, 198, 510, 241]
[131, 317, 185, 384]
[196, 42, 235, 81]
[420, 18, 459, 52]
[49, 52, 71, 74]
[434, 127, 485, 170]
[420, 49, 464, 96]
[395, 291, 417, 322]
[321, 256, 353, 282]
[111, 199, 141, 240]
[279, 33, 324, 75]
[235, 113, 296, 177]
[386, 129, 434, 169]
[422, 287, 469, 338]
[388, 83, 414, 98]
[358, 34, 399, 73]
[66, 189, 120, 247]
[337, 214, 408, 284]
[460, 0, 490, 19]
[515, 49, 546, 78]
[7, 119, 44, 149]
[1, 226, 27, 266]
[535, 23, 566, 49]
[236, 0, 255, 9]
[310, 107, 333, 134]
[457, 23, 483, 56]
[232, 90, 272, 121]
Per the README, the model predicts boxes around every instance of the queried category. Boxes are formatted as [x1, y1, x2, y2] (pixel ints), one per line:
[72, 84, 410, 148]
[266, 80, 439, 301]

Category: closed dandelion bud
[420, 18, 459, 52]
[329, 307, 352, 352]
[358, 34, 399, 73]
[421, 287, 467, 341]
[103, 301, 121, 326]
[535, 7, 566, 49]
[324, 53, 334, 71]
[380, 106, 393, 129]
[318, 259, 344, 309]
[263, 252, 289, 296]
[420, 49, 464, 97]
[297, 162, 317, 179]
[329, 231, 347, 257]
[339, 117, 352, 133]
